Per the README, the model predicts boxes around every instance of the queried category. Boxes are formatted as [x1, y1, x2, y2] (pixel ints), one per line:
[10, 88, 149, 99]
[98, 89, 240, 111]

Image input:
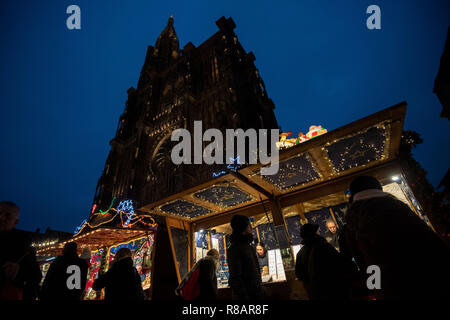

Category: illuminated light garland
[32, 240, 58, 248]
[72, 208, 157, 238]
[74, 219, 87, 234]
[213, 171, 226, 178]
[262, 152, 320, 190]
[99, 197, 116, 214]
[40, 198, 157, 255]
[193, 183, 255, 208]
[117, 200, 135, 227]
[323, 123, 388, 174]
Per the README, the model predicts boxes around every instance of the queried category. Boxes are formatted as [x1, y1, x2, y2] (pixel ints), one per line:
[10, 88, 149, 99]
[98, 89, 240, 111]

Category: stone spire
[153, 16, 180, 68]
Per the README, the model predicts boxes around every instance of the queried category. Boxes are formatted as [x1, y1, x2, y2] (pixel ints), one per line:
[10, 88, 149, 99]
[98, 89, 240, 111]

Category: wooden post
[295, 203, 308, 224]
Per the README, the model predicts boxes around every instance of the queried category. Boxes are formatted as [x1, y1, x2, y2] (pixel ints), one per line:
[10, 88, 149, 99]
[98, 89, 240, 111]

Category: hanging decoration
[74, 219, 87, 234]
[212, 156, 242, 178]
[276, 126, 328, 150]
[72, 197, 157, 237]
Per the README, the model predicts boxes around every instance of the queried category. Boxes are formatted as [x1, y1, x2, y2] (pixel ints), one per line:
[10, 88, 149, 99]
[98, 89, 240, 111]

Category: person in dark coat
[324, 219, 340, 251]
[40, 242, 88, 300]
[176, 248, 219, 300]
[295, 223, 350, 300]
[337, 224, 370, 299]
[255, 243, 268, 274]
[227, 215, 264, 300]
[0, 201, 42, 300]
[93, 247, 144, 300]
[344, 175, 450, 300]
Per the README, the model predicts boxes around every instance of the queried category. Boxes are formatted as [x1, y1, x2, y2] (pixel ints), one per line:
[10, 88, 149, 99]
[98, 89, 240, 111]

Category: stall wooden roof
[139, 102, 407, 230]
[36, 227, 151, 257]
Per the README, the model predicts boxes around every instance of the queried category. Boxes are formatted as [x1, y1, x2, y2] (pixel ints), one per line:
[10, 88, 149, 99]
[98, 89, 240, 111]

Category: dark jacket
[0, 229, 42, 300]
[197, 255, 218, 300]
[324, 230, 340, 251]
[257, 252, 269, 272]
[345, 194, 450, 299]
[295, 235, 350, 300]
[227, 233, 264, 300]
[93, 257, 144, 300]
[40, 253, 88, 300]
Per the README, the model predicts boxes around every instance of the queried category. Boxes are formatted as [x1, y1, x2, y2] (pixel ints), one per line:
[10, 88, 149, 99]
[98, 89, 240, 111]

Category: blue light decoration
[227, 156, 241, 171]
[116, 200, 135, 228]
[117, 200, 135, 213]
[74, 219, 87, 234]
[212, 156, 241, 178]
[212, 171, 226, 178]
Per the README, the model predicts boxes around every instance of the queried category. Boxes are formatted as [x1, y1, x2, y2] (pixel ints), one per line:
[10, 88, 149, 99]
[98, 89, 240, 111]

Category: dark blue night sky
[1, 1, 449, 233]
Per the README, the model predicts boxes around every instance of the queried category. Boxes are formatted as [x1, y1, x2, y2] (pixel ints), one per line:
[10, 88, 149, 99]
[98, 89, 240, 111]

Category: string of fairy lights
[323, 123, 388, 174]
[36, 200, 157, 256]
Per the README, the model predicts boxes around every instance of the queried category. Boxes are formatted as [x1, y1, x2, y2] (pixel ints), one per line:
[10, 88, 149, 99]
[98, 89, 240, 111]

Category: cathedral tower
[93, 16, 279, 211]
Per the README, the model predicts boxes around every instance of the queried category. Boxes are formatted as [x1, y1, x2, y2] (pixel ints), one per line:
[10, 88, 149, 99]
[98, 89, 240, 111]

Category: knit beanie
[349, 175, 382, 198]
[299, 223, 319, 239]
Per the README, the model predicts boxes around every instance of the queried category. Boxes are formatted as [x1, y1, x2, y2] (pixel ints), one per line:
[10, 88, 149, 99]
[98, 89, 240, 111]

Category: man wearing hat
[226, 215, 264, 300]
[344, 175, 450, 299]
[295, 223, 350, 300]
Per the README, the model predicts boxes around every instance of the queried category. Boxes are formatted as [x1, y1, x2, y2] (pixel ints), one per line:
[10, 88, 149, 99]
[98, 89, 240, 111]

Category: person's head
[63, 242, 78, 257]
[206, 248, 220, 268]
[349, 175, 382, 203]
[256, 243, 266, 256]
[0, 201, 20, 231]
[230, 214, 251, 235]
[80, 247, 91, 260]
[326, 219, 337, 234]
[115, 247, 132, 262]
[206, 248, 219, 260]
[299, 223, 320, 240]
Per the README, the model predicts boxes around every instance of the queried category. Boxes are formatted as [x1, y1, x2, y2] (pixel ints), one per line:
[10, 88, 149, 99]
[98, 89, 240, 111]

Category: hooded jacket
[176, 255, 218, 300]
[345, 192, 450, 299]
[227, 233, 264, 300]
[92, 257, 144, 300]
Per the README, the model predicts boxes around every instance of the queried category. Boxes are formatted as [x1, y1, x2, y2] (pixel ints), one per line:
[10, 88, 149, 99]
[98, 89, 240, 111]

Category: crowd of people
[2, 175, 450, 300]
[0, 201, 146, 300]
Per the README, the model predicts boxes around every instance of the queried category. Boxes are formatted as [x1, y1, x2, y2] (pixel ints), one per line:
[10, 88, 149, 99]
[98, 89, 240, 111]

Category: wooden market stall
[138, 101, 438, 299]
[36, 209, 157, 299]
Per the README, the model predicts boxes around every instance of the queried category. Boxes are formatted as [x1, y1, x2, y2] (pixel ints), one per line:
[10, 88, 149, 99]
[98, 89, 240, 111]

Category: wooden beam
[193, 201, 271, 231]
[230, 171, 273, 199]
[307, 148, 334, 179]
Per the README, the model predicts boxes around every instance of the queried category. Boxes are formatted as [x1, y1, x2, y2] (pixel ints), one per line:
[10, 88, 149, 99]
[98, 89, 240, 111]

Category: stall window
[194, 211, 288, 288]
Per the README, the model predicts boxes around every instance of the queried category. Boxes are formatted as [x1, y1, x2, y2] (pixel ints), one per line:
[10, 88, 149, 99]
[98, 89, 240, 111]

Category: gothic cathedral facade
[93, 16, 279, 212]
